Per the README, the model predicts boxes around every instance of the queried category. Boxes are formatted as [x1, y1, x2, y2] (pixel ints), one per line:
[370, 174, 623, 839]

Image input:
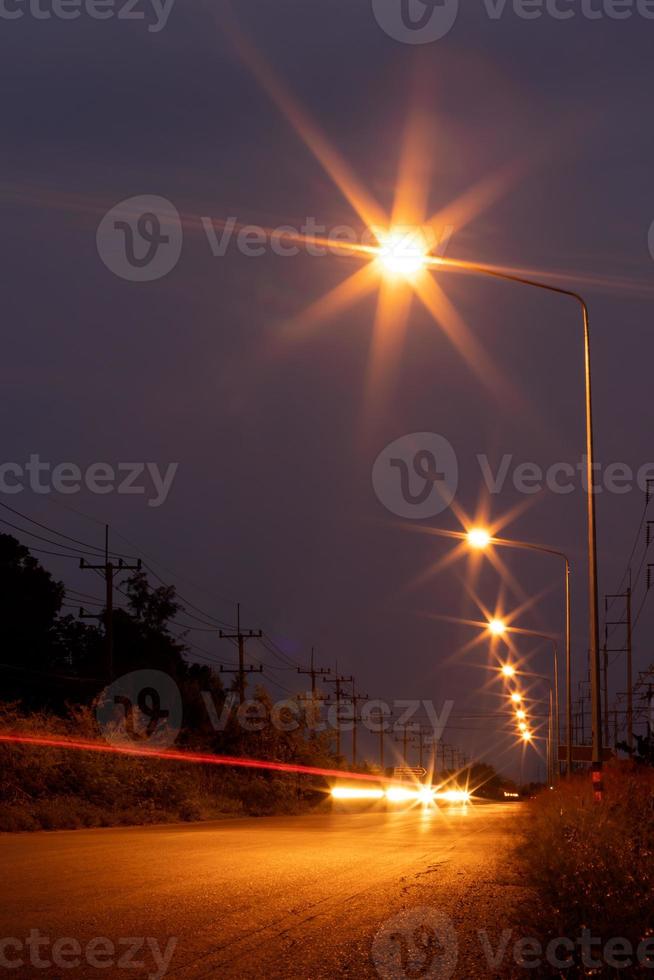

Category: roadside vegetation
[517, 765, 654, 972]
[0, 701, 337, 831]
[0, 532, 337, 830]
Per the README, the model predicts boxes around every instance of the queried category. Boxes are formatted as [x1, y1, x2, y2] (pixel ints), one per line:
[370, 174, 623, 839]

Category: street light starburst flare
[375, 227, 431, 280]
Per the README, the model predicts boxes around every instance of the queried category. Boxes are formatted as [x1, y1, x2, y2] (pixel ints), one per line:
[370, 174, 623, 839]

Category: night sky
[3, 0, 654, 778]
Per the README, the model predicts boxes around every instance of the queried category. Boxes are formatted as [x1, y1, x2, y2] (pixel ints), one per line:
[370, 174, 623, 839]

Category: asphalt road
[0, 803, 529, 979]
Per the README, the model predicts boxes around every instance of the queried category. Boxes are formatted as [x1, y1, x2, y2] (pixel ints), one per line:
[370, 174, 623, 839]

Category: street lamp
[501, 664, 516, 678]
[488, 618, 507, 637]
[465, 528, 572, 777]
[425, 257, 601, 782]
[492, 623, 561, 781]
[467, 527, 492, 550]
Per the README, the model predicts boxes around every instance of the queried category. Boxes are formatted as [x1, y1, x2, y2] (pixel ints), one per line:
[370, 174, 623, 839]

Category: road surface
[0, 803, 529, 979]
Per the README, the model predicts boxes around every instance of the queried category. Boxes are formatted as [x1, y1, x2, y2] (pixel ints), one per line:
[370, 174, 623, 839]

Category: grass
[517, 764, 654, 973]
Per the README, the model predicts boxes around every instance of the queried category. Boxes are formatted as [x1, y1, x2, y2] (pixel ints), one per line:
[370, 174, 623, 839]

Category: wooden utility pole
[80, 525, 141, 681]
[627, 585, 633, 755]
[219, 603, 262, 704]
[349, 689, 369, 767]
[325, 671, 353, 759]
[297, 648, 331, 698]
[394, 724, 416, 767]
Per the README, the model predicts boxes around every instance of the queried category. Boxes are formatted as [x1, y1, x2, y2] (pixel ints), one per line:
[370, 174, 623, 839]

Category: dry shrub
[517, 764, 654, 973]
[0, 703, 318, 830]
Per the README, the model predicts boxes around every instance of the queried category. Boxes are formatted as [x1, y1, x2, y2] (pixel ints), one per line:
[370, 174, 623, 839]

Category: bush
[0, 702, 327, 830]
[517, 765, 654, 972]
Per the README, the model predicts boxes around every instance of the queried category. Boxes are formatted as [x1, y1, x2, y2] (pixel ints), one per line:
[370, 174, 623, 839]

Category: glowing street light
[500, 664, 515, 678]
[461, 526, 573, 778]
[521, 731, 533, 743]
[516, 709, 526, 720]
[498, 626, 561, 782]
[488, 618, 507, 637]
[518, 721, 527, 733]
[510, 692, 522, 704]
[376, 228, 429, 280]
[467, 527, 492, 550]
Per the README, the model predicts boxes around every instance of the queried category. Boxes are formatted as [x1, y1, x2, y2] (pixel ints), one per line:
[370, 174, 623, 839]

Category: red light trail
[0, 732, 390, 784]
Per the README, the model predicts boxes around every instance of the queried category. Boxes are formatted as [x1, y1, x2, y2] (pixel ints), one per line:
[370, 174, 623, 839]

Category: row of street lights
[372, 236, 602, 786]
[490, 617, 558, 782]
[460, 529, 567, 777]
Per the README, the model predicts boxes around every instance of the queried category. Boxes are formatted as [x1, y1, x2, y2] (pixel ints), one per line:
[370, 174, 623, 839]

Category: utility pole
[219, 603, 263, 704]
[325, 671, 353, 760]
[394, 725, 410, 767]
[297, 648, 331, 698]
[414, 725, 435, 772]
[605, 585, 633, 757]
[627, 585, 633, 756]
[80, 525, 141, 682]
[349, 690, 369, 767]
[603, 643, 610, 748]
[379, 714, 391, 772]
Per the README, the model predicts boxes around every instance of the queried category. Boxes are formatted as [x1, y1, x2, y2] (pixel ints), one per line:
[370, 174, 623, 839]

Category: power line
[0, 500, 130, 558]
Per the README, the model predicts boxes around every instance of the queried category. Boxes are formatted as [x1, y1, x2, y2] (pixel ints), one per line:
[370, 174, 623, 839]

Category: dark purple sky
[3, 0, 654, 778]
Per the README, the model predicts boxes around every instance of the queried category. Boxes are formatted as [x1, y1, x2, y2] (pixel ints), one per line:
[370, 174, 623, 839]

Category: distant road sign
[394, 766, 427, 778]
[557, 745, 614, 762]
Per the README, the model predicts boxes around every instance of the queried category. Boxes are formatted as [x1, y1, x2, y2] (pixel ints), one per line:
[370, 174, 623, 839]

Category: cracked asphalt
[0, 802, 531, 979]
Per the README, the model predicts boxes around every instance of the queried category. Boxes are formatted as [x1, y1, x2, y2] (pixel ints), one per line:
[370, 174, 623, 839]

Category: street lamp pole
[468, 532, 572, 776]
[434, 259, 601, 782]
[506, 627, 560, 780]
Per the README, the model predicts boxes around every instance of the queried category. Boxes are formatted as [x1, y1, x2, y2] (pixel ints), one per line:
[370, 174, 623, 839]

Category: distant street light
[464, 529, 572, 777]
[492, 623, 561, 781]
[500, 664, 515, 678]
